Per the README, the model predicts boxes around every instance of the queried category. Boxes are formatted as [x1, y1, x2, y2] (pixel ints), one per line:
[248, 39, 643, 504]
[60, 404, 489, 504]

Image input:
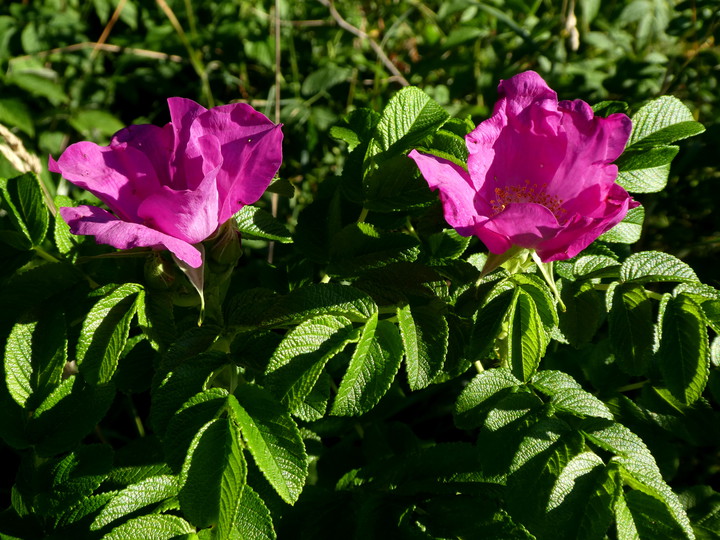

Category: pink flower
[409, 71, 638, 262]
[50, 98, 283, 268]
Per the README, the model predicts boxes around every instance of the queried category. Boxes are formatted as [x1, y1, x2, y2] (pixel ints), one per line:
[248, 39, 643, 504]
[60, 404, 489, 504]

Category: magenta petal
[412, 71, 636, 262]
[167, 97, 209, 190]
[481, 203, 561, 251]
[191, 103, 283, 222]
[111, 124, 175, 185]
[408, 149, 485, 235]
[59, 205, 203, 267]
[137, 142, 222, 244]
[51, 141, 162, 223]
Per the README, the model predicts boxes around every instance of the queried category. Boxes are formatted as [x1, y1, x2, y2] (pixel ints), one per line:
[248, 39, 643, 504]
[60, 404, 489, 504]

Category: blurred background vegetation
[0, 0, 718, 280]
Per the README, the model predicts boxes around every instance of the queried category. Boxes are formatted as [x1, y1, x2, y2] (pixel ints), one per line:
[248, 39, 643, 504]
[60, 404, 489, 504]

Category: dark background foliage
[1, 0, 718, 278]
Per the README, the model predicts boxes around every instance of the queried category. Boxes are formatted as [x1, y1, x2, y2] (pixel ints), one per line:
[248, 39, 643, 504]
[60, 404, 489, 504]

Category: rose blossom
[409, 71, 638, 262]
[50, 98, 283, 268]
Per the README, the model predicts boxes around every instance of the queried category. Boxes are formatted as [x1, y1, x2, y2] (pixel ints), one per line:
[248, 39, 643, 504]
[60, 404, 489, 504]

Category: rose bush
[409, 70, 638, 262]
[50, 98, 283, 268]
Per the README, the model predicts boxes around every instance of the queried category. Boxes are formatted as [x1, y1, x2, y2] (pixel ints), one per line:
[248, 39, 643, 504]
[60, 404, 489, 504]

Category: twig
[318, 0, 409, 87]
[268, 0, 282, 265]
[91, 0, 127, 61]
[10, 42, 183, 63]
[155, 0, 214, 106]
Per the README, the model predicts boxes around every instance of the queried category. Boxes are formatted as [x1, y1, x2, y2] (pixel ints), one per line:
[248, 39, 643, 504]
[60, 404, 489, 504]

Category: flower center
[490, 179, 567, 219]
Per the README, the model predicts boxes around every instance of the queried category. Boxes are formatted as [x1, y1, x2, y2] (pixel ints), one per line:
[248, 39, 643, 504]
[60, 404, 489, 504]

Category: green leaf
[427, 228, 471, 260]
[468, 288, 515, 362]
[397, 304, 448, 390]
[608, 283, 655, 376]
[162, 388, 230, 472]
[56, 491, 117, 529]
[265, 177, 295, 198]
[673, 283, 720, 335]
[28, 377, 116, 457]
[69, 109, 125, 139]
[229, 385, 307, 504]
[365, 86, 449, 164]
[506, 289, 546, 381]
[0, 172, 49, 248]
[151, 351, 226, 436]
[627, 96, 705, 150]
[4, 310, 66, 408]
[559, 280, 606, 347]
[582, 418, 694, 538]
[330, 109, 381, 152]
[332, 315, 404, 415]
[362, 152, 442, 211]
[620, 251, 698, 284]
[592, 100, 629, 117]
[616, 146, 678, 193]
[531, 370, 614, 419]
[91, 475, 179, 530]
[506, 418, 586, 533]
[233, 485, 276, 540]
[328, 222, 420, 276]
[656, 294, 709, 405]
[0, 98, 35, 136]
[6, 72, 68, 106]
[620, 490, 693, 539]
[545, 454, 620, 540]
[511, 274, 560, 331]
[599, 205, 645, 244]
[572, 255, 621, 279]
[264, 315, 356, 414]
[104, 514, 195, 540]
[301, 64, 352, 96]
[53, 195, 82, 255]
[454, 368, 522, 429]
[76, 283, 143, 386]
[234, 205, 292, 243]
[179, 418, 247, 532]
[228, 283, 377, 329]
[34, 444, 113, 516]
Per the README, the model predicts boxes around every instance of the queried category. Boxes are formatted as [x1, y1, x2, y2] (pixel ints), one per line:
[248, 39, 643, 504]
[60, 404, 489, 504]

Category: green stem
[474, 360, 485, 374]
[616, 380, 649, 393]
[531, 251, 566, 312]
[405, 216, 420, 240]
[33, 246, 60, 263]
[357, 207, 369, 223]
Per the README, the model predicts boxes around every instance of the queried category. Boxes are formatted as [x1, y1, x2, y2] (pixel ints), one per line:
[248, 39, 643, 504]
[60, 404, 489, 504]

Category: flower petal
[535, 185, 638, 261]
[408, 149, 487, 235]
[59, 205, 203, 267]
[167, 97, 208, 190]
[111, 124, 175, 185]
[137, 134, 222, 244]
[481, 203, 561, 252]
[191, 103, 283, 222]
[50, 141, 162, 223]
